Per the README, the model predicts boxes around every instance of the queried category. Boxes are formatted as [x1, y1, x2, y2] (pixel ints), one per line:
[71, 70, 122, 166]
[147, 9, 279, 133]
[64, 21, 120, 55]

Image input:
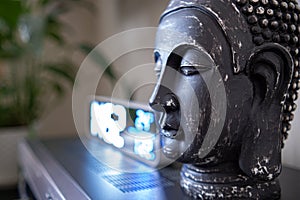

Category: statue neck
[180, 162, 281, 199]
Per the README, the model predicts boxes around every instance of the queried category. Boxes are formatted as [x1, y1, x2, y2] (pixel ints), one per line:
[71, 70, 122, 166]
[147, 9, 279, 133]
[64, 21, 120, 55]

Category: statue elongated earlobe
[239, 44, 293, 181]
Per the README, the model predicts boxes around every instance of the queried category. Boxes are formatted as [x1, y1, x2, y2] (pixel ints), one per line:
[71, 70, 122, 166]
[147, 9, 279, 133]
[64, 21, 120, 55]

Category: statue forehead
[160, 0, 253, 73]
[161, 0, 300, 73]
[156, 9, 224, 57]
[156, 9, 236, 74]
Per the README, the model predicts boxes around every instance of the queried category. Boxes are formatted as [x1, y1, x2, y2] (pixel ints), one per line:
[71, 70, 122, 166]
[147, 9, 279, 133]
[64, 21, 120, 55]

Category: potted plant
[0, 0, 90, 186]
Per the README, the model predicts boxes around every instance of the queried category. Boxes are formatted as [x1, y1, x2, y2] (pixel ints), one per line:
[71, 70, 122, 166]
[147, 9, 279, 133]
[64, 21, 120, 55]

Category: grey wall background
[282, 0, 300, 171]
[282, 100, 300, 169]
[37, 0, 300, 170]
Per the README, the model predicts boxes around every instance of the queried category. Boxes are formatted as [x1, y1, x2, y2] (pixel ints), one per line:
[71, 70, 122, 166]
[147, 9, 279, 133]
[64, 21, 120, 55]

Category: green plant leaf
[44, 63, 76, 84]
[0, 42, 22, 58]
[39, 0, 49, 6]
[0, 0, 96, 127]
[48, 31, 64, 44]
[50, 81, 65, 97]
[0, 0, 27, 29]
[0, 84, 15, 96]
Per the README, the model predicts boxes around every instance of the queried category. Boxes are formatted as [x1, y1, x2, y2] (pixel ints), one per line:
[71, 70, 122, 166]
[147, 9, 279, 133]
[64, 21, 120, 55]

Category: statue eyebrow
[180, 57, 212, 69]
[181, 61, 212, 68]
[180, 64, 212, 75]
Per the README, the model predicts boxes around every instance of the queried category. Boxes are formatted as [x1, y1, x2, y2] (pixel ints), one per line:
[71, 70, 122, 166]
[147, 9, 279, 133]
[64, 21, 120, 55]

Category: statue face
[150, 0, 297, 181]
[150, 8, 254, 164]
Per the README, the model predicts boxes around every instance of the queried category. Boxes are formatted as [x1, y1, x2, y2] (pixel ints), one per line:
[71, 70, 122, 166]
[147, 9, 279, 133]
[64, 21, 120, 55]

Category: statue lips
[160, 130, 181, 159]
[155, 93, 181, 139]
[161, 126, 178, 139]
[160, 113, 184, 159]
[161, 112, 180, 139]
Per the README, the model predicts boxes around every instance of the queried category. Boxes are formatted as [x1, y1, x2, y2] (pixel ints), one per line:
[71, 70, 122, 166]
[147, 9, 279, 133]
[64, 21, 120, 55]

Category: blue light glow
[135, 109, 154, 132]
[134, 138, 155, 161]
[90, 100, 157, 161]
[90, 101, 126, 148]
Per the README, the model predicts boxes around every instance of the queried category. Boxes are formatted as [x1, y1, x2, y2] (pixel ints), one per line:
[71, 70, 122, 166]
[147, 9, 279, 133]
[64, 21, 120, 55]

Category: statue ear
[239, 44, 293, 181]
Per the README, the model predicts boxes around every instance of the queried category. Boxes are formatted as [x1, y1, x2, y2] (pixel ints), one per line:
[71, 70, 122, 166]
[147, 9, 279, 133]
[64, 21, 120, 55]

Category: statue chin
[160, 128, 192, 162]
[150, 0, 300, 199]
[161, 136, 181, 160]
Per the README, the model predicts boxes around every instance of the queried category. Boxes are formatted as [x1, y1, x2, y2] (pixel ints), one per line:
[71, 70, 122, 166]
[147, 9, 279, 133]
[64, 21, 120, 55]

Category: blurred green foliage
[0, 0, 91, 127]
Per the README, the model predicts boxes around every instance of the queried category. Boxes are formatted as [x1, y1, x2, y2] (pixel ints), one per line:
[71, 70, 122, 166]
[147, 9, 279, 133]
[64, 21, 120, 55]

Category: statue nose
[149, 85, 179, 112]
[149, 101, 165, 113]
[149, 84, 168, 112]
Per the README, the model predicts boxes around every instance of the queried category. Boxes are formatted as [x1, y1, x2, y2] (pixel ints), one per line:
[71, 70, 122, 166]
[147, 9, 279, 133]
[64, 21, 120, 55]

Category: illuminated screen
[90, 100, 157, 160]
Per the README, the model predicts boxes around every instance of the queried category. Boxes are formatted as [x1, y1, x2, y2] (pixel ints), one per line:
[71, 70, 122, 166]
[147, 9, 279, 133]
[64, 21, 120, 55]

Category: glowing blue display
[90, 101, 126, 148]
[135, 109, 154, 132]
[90, 100, 157, 161]
[134, 138, 155, 161]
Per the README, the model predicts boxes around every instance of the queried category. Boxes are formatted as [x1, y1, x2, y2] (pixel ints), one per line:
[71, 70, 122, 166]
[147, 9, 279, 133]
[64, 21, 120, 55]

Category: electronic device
[88, 96, 170, 168]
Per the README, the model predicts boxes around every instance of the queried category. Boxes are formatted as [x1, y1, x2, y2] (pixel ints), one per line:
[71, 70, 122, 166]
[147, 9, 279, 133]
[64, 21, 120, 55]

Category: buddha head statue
[150, 0, 300, 198]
